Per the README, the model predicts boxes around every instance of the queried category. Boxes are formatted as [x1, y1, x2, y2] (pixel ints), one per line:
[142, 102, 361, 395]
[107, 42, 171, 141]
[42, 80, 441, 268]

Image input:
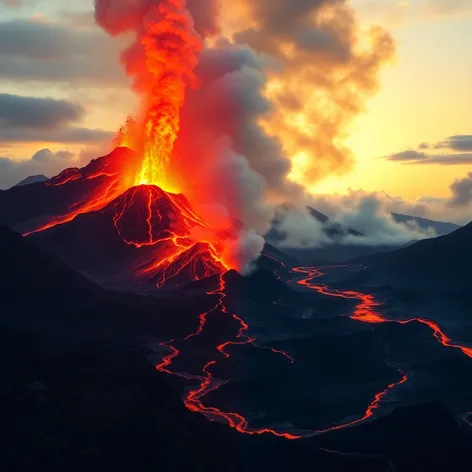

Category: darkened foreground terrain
[1, 223, 472, 472]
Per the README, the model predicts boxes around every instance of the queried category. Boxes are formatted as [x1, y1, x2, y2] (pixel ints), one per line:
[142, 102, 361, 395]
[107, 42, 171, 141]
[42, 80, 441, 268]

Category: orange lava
[111, 185, 229, 288]
[156, 274, 299, 439]
[293, 266, 472, 359]
[117, 0, 202, 194]
[24, 170, 128, 236]
[162, 264, 472, 440]
[21, 1, 238, 282]
[156, 264, 413, 439]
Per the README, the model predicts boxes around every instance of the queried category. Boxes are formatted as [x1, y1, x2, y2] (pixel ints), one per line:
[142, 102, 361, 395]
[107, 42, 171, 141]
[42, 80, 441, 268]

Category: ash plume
[95, 0, 396, 270]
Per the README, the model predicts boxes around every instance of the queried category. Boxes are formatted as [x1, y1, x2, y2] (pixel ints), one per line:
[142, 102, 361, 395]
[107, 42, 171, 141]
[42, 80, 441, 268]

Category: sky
[1, 0, 471, 224]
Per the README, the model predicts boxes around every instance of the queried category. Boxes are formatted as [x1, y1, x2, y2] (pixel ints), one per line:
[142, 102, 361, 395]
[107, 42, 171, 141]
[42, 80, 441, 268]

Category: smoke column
[95, 0, 202, 193]
[95, 0, 396, 271]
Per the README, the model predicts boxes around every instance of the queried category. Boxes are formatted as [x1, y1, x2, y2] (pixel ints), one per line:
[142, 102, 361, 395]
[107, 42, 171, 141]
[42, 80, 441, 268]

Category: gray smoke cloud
[94, 0, 397, 269]
[450, 173, 472, 208]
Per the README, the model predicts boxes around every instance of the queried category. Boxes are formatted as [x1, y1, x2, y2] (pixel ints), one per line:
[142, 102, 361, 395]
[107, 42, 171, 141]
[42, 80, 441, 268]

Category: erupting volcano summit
[9, 0, 242, 288]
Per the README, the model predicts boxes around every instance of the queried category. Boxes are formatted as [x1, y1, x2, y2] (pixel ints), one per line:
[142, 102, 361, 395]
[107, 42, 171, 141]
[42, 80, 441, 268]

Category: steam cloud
[95, 0, 396, 270]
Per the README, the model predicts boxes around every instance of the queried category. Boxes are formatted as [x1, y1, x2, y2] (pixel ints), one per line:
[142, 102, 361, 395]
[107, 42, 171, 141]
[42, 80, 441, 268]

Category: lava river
[155, 264, 472, 440]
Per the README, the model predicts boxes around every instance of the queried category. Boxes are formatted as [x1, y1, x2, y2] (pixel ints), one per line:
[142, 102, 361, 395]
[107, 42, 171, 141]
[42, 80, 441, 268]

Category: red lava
[293, 266, 472, 359]
[156, 274, 301, 440]
[157, 265, 472, 439]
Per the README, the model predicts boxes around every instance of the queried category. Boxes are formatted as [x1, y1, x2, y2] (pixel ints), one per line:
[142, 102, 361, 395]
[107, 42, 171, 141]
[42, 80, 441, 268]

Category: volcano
[0, 148, 229, 291]
[0, 148, 286, 292]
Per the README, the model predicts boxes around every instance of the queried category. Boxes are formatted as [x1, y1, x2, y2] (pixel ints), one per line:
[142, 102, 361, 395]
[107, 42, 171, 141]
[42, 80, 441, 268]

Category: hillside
[354, 222, 472, 290]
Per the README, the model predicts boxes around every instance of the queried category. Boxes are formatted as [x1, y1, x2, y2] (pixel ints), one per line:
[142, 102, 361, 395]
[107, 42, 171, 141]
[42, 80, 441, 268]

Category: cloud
[449, 173, 472, 208]
[0, 93, 113, 145]
[328, 193, 437, 246]
[0, 93, 84, 129]
[386, 149, 428, 162]
[435, 135, 472, 152]
[0, 19, 128, 85]
[0, 148, 89, 189]
[271, 205, 331, 248]
[30, 148, 74, 163]
[221, 229, 266, 274]
[385, 134, 472, 165]
[0, 127, 114, 144]
[232, 0, 395, 186]
[422, 0, 472, 17]
[94, 0, 394, 267]
[311, 180, 472, 231]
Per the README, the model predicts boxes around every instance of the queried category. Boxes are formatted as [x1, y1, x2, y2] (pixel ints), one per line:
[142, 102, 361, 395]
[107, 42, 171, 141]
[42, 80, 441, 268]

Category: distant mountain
[391, 213, 461, 236]
[269, 206, 462, 266]
[308, 206, 329, 224]
[307, 206, 364, 237]
[14, 174, 49, 187]
[353, 221, 472, 290]
[308, 207, 459, 238]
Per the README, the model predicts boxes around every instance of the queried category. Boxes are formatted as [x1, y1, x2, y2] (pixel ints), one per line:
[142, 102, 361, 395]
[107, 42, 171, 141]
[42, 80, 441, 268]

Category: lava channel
[155, 267, 412, 440]
[293, 266, 472, 359]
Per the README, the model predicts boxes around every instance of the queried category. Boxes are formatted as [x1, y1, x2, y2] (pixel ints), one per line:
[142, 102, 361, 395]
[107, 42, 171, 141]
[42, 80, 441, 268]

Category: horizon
[1, 0, 471, 230]
[2, 2, 472, 467]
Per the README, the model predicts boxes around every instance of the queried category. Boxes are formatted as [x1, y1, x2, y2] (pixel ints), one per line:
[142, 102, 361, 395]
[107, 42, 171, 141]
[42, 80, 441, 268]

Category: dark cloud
[0, 127, 114, 144]
[0, 93, 84, 130]
[0, 148, 85, 189]
[420, 154, 472, 165]
[449, 173, 472, 207]
[386, 149, 428, 162]
[435, 135, 472, 152]
[0, 19, 127, 85]
[0, 93, 112, 145]
[94, 0, 219, 37]
[386, 134, 472, 165]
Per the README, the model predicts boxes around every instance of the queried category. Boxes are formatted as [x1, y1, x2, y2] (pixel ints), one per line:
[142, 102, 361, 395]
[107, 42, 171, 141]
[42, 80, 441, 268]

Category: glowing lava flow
[24, 173, 125, 236]
[156, 264, 472, 440]
[293, 266, 472, 359]
[156, 274, 300, 439]
[110, 185, 229, 287]
[115, 0, 202, 194]
[156, 268, 401, 439]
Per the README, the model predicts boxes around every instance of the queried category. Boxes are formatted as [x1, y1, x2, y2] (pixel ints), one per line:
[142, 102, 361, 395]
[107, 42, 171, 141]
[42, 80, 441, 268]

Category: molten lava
[154, 264, 472, 441]
[116, 0, 202, 194]
[293, 266, 472, 359]
[22, 0, 238, 283]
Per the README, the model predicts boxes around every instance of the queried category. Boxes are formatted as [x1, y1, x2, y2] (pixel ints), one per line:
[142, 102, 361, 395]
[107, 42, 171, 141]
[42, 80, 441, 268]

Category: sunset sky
[1, 0, 471, 213]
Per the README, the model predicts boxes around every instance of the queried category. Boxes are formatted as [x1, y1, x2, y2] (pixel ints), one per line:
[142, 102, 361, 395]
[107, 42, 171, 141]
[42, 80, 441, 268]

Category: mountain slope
[0, 147, 138, 234]
[1, 224, 470, 472]
[353, 221, 472, 290]
[0, 148, 293, 292]
[391, 213, 461, 236]
[0, 224, 391, 472]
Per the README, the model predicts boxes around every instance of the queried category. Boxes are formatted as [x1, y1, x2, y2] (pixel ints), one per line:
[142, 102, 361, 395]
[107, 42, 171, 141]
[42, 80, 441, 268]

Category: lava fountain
[114, 0, 202, 194]
[25, 0, 238, 281]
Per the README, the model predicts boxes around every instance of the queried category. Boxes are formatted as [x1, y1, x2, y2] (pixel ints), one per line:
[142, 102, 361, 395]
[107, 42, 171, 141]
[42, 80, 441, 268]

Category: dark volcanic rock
[353, 221, 472, 290]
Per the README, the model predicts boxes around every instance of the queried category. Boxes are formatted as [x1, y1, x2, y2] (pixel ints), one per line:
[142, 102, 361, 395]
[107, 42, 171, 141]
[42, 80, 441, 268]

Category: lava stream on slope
[293, 266, 472, 359]
[154, 271, 408, 439]
[155, 264, 472, 440]
[18, 150, 230, 289]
